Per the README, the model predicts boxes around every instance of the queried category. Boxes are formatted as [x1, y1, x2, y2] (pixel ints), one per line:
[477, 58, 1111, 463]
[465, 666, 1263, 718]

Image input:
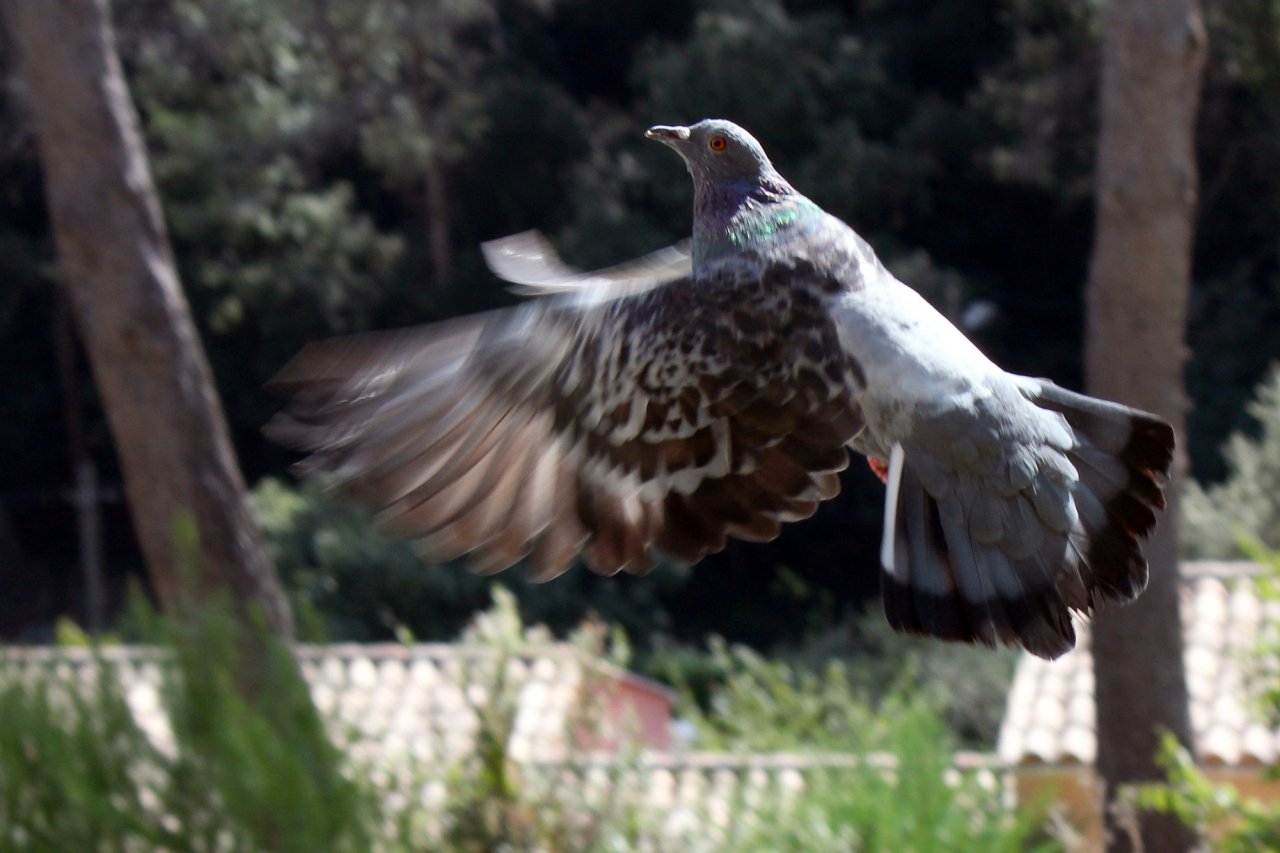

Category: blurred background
[0, 0, 1276, 666]
[7, 0, 1280, 848]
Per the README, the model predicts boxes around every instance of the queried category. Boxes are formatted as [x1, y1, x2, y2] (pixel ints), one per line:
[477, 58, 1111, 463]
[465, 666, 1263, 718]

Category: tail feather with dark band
[880, 380, 1174, 660]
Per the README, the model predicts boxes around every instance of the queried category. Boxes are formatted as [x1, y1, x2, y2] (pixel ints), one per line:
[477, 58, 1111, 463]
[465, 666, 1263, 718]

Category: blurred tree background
[1, 0, 1277, 660]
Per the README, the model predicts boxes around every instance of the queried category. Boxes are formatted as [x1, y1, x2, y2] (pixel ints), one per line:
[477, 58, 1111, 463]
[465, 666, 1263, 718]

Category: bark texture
[3, 0, 293, 635]
[1086, 0, 1205, 850]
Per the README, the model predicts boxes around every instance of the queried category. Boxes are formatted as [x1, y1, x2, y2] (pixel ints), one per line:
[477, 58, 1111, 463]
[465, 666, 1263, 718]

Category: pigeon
[268, 119, 1174, 660]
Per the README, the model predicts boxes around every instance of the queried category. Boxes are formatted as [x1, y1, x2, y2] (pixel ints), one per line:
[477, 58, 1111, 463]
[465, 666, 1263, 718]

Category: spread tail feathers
[879, 381, 1174, 660]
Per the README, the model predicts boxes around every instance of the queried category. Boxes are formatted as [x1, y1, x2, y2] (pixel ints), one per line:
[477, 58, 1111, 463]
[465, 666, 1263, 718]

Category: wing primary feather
[272, 253, 865, 601]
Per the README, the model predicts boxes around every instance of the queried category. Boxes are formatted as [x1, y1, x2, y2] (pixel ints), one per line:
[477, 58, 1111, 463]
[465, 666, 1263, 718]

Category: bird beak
[645, 125, 691, 147]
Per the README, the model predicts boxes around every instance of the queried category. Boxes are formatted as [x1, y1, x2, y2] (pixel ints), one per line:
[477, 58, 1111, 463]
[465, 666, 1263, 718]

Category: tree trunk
[1086, 1, 1205, 850]
[425, 157, 452, 287]
[55, 288, 106, 632]
[2, 0, 293, 636]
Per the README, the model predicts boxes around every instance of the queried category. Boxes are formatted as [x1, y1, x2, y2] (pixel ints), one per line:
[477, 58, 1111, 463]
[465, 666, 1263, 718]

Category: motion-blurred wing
[269, 258, 864, 580]
[482, 230, 692, 298]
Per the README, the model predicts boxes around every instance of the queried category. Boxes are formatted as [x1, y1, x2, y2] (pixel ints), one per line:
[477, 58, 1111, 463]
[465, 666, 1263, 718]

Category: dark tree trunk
[54, 291, 105, 632]
[1085, 0, 1206, 850]
[2, 0, 293, 636]
[425, 157, 452, 287]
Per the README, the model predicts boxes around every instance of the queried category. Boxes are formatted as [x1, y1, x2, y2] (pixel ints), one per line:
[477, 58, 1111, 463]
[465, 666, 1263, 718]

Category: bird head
[645, 119, 779, 187]
[646, 120, 807, 266]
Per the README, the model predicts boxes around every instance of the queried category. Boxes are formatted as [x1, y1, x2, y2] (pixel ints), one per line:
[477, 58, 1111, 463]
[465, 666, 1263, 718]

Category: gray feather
[877, 376, 1172, 659]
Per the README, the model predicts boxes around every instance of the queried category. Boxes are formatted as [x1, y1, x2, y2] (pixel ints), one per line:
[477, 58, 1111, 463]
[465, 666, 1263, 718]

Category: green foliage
[0, 589, 658, 851]
[667, 639, 1055, 851]
[1138, 547, 1280, 846]
[1187, 2, 1280, 480]
[11, 0, 1280, 645]
[640, 618, 1038, 848]
[0, 658, 159, 849]
[436, 588, 655, 851]
[644, 606, 1017, 750]
[52, 616, 95, 648]
[677, 638, 884, 753]
[0, 585, 1051, 850]
[252, 476, 492, 641]
[811, 607, 1018, 749]
[0, 598, 376, 852]
[1253, 547, 1280, 721]
[127, 2, 406, 324]
[731, 719, 1053, 852]
[977, 0, 1098, 196]
[1136, 737, 1280, 853]
[671, 633, 1014, 753]
[1183, 366, 1280, 558]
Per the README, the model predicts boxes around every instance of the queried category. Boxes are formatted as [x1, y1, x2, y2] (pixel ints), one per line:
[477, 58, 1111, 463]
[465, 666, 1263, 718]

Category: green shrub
[675, 638, 880, 753]
[1137, 546, 1280, 847]
[1, 586, 1045, 851]
[0, 597, 376, 852]
[0, 589, 656, 852]
[729, 703, 1054, 852]
[433, 588, 654, 851]
[1183, 365, 1280, 558]
[1137, 737, 1280, 853]
[670, 640, 1056, 851]
[789, 607, 1018, 749]
[642, 607, 1017, 751]
[0, 656, 165, 849]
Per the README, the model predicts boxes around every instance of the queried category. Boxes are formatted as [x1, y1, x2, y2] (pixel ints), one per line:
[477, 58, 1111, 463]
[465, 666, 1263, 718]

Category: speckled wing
[268, 258, 864, 580]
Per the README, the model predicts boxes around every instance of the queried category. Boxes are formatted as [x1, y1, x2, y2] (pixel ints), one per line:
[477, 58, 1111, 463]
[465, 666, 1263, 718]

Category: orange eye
[708, 135, 728, 152]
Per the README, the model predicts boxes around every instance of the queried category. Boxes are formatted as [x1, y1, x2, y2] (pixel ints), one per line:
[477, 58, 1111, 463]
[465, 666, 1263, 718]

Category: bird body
[270, 119, 1173, 659]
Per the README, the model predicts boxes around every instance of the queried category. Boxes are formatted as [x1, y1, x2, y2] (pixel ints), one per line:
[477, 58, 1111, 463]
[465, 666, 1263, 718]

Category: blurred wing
[482, 230, 692, 298]
[269, 260, 863, 580]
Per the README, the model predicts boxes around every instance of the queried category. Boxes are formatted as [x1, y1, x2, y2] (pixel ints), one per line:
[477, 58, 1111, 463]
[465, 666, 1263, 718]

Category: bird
[268, 119, 1174, 660]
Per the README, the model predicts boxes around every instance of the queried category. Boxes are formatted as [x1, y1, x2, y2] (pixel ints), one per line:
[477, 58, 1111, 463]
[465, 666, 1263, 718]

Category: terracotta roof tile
[998, 560, 1280, 767]
[1, 642, 1011, 843]
[0, 642, 673, 768]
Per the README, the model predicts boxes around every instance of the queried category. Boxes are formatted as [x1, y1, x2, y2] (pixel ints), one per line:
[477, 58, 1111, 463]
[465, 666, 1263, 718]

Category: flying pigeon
[269, 119, 1174, 660]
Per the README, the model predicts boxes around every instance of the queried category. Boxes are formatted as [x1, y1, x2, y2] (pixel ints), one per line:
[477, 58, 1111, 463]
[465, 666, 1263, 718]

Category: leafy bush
[729, 706, 1054, 852]
[1, 585, 1047, 851]
[790, 606, 1018, 749]
[1183, 365, 1280, 558]
[666, 639, 1055, 851]
[1137, 737, 1280, 853]
[0, 597, 376, 852]
[675, 638, 883, 754]
[0, 658, 166, 849]
[642, 606, 1017, 750]
[0, 589, 657, 852]
[432, 589, 654, 851]
[1136, 546, 1280, 847]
